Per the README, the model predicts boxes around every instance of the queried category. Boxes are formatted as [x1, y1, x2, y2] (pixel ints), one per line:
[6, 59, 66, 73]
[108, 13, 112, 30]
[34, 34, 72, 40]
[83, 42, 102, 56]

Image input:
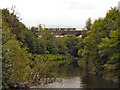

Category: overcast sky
[0, 0, 119, 29]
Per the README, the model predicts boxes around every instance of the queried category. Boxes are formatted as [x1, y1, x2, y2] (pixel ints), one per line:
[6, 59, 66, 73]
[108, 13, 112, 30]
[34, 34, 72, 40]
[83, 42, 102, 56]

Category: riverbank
[7, 55, 73, 89]
[9, 77, 62, 89]
[77, 59, 118, 83]
[30, 59, 118, 88]
[8, 57, 118, 89]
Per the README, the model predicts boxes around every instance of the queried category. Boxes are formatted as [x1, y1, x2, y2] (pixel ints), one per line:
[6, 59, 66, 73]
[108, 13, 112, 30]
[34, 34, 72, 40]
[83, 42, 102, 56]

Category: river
[31, 60, 118, 89]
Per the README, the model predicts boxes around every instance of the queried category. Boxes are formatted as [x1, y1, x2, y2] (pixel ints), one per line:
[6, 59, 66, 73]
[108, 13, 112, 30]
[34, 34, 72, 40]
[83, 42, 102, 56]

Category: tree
[52, 37, 68, 55]
[38, 30, 55, 54]
[65, 35, 80, 56]
[85, 18, 92, 30]
[98, 29, 120, 70]
[2, 20, 31, 88]
[81, 7, 120, 75]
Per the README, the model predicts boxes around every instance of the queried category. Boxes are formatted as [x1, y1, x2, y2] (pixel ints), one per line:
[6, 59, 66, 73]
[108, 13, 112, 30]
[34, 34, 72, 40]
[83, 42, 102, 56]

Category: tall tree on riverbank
[80, 7, 119, 81]
[2, 19, 31, 88]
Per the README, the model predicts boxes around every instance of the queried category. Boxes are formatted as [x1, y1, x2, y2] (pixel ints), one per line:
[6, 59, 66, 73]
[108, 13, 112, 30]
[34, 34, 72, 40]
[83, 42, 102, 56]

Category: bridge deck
[52, 30, 82, 36]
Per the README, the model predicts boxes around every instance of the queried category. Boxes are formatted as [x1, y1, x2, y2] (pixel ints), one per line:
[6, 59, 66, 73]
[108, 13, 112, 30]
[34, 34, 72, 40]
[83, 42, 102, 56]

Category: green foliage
[78, 7, 120, 81]
[2, 22, 31, 88]
[33, 60, 69, 78]
[2, 6, 120, 89]
[19, 30, 38, 54]
[98, 29, 120, 73]
[35, 54, 71, 61]
[65, 35, 80, 56]
[52, 37, 68, 55]
[2, 8, 26, 35]
[77, 59, 86, 69]
[2, 8, 77, 89]
[85, 17, 92, 30]
[78, 59, 86, 65]
[38, 30, 55, 54]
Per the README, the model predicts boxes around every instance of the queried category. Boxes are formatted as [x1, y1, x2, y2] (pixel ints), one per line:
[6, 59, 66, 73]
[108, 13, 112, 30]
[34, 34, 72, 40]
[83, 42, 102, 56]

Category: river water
[31, 60, 118, 88]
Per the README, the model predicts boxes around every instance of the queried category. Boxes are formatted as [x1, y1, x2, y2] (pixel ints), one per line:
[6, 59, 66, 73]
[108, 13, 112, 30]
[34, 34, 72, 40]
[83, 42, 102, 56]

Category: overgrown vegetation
[2, 6, 120, 89]
[1, 8, 79, 89]
[78, 7, 120, 81]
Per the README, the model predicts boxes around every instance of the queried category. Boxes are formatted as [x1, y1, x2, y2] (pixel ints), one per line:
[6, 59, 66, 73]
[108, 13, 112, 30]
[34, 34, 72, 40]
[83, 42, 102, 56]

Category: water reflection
[32, 59, 118, 88]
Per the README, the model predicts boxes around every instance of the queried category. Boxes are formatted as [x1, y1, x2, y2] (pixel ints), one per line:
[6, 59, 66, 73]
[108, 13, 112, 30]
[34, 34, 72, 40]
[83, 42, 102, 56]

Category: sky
[0, 0, 119, 30]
